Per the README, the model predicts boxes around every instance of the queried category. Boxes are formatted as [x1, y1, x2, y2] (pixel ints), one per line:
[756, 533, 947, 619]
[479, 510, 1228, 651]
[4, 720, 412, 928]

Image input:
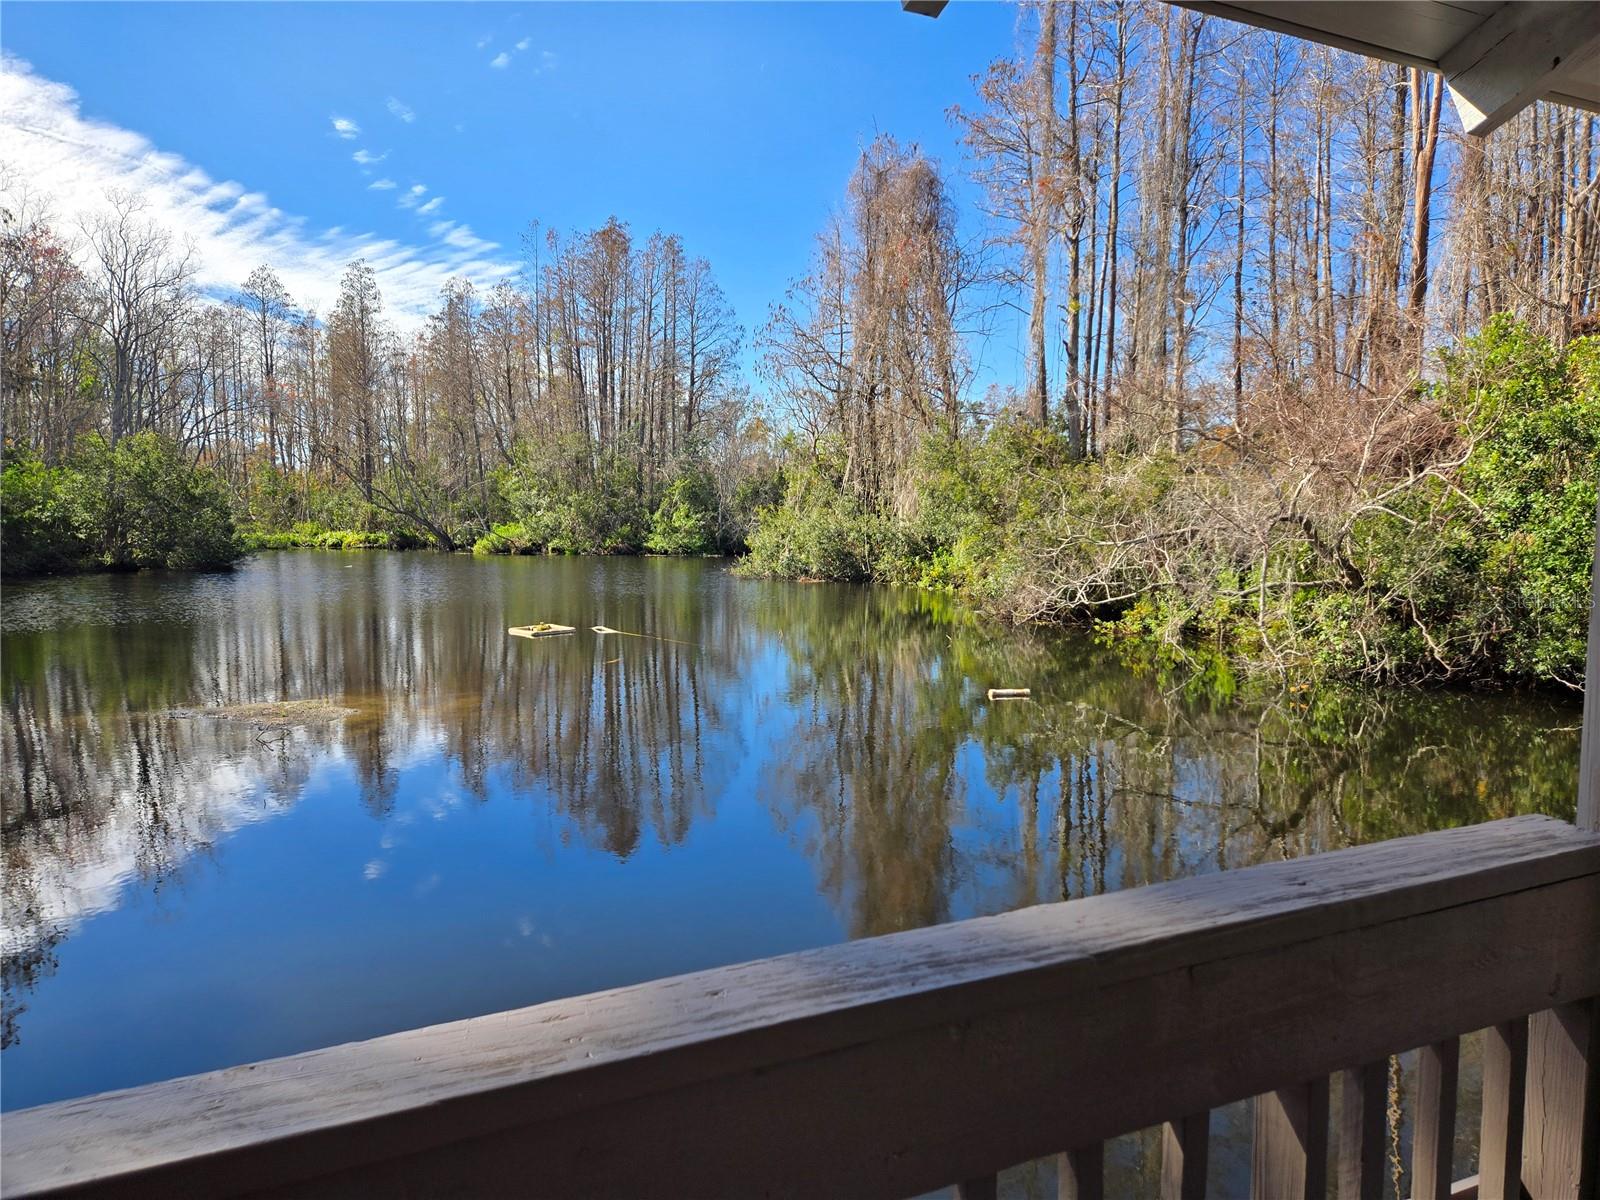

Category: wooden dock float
[508, 624, 575, 639]
[987, 688, 1031, 700]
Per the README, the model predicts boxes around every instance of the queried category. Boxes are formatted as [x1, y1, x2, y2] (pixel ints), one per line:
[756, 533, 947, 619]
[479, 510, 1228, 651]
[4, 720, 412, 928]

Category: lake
[0, 551, 1581, 1193]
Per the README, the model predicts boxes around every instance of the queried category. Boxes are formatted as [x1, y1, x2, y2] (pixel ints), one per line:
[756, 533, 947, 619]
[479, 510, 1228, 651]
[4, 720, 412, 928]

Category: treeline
[2, 196, 777, 573]
[952, 0, 1596, 443]
[4, 1, 1597, 687]
[744, 2, 1599, 686]
[757, 1, 1595, 484]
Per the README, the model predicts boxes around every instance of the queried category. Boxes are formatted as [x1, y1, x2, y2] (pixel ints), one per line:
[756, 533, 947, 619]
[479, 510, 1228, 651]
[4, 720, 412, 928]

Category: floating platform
[987, 688, 1032, 700]
[509, 624, 576, 639]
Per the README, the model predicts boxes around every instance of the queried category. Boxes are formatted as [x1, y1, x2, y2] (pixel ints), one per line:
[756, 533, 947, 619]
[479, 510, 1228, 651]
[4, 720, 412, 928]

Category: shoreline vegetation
[3, 319, 1595, 693]
[4, 3, 1596, 692]
[5, 318, 1594, 697]
[741, 319, 1599, 691]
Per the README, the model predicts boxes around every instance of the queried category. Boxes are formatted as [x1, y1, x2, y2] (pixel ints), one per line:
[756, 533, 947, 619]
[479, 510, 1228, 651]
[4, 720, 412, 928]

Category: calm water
[0, 552, 1580, 1191]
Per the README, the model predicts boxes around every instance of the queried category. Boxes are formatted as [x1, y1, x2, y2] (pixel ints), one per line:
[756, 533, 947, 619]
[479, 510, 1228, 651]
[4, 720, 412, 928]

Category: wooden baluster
[1252, 1079, 1329, 1200]
[1058, 1143, 1104, 1200]
[956, 1175, 998, 1200]
[1411, 1037, 1461, 1200]
[1479, 1018, 1529, 1200]
[1337, 1061, 1387, 1200]
[1161, 1112, 1210, 1200]
[1523, 998, 1599, 1200]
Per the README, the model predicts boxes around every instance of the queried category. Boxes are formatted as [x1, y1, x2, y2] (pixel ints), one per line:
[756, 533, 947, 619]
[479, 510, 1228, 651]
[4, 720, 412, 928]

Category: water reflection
[0, 553, 1579, 1174]
[755, 582, 1576, 935]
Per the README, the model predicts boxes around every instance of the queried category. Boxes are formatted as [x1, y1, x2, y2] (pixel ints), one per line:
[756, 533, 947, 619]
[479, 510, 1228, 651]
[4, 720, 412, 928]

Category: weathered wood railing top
[4, 813, 1598, 1199]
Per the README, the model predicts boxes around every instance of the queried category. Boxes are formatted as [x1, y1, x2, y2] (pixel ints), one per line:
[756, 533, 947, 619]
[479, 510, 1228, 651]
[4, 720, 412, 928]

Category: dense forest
[3, 0, 1597, 686]
[1, 207, 768, 562]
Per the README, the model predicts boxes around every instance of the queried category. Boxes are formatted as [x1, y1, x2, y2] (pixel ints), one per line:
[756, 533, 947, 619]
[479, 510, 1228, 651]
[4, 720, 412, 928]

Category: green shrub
[243, 462, 303, 531]
[472, 521, 540, 556]
[499, 438, 648, 554]
[724, 466, 785, 552]
[740, 462, 893, 582]
[4, 434, 243, 578]
[240, 519, 429, 552]
[1, 453, 84, 576]
[646, 471, 720, 555]
[1450, 319, 1599, 682]
[240, 529, 298, 551]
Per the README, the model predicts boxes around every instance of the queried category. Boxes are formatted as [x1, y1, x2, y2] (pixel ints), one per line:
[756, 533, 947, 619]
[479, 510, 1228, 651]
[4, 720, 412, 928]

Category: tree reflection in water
[0, 554, 1578, 1192]
[757, 582, 1576, 936]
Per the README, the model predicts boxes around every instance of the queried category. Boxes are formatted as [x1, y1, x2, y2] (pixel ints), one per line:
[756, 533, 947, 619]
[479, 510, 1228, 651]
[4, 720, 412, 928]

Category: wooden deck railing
[3, 813, 1597, 1199]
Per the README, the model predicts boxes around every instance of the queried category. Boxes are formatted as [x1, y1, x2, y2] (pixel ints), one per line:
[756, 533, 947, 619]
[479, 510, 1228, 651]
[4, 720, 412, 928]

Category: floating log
[508, 624, 575, 639]
[987, 688, 1032, 701]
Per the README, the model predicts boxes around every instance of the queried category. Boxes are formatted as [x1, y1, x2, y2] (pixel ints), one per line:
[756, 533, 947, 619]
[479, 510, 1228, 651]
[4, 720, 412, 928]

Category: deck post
[1578, 495, 1599, 834]
[1523, 999, 1599, 1200]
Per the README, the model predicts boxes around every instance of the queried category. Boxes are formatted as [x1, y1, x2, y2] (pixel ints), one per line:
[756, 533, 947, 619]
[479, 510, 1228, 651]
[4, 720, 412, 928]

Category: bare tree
[76, 192, 194, 442]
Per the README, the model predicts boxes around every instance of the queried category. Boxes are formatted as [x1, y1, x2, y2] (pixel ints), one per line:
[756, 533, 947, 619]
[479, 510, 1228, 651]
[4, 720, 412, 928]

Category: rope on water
[591, 625, 698, 648]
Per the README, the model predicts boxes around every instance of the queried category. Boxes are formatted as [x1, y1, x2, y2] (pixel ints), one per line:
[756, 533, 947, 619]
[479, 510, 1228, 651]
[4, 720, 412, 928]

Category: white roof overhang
[1170, 1, 1600, 135]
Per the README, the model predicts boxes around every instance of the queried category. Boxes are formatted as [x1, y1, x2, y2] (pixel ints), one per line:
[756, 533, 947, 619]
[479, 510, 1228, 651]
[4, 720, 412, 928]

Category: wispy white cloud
[0, 55, 514, 326]
[385, 96, 415, 123]
[368, 177, 396, 190]
[490, 52, 511, 69]
[397, 183, 428, 209]
[352, 148, 386, 165]
[415, 196, 444, 215]
[538, 50, 558, 72]
[515, 37, 531, 51]
[331, 115, 360, 139]
[427, 220, 500, 255]
[476, 33, 493, 49]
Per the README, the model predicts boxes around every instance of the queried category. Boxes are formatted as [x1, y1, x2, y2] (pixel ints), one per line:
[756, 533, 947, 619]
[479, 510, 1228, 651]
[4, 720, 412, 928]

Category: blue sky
[2, 1, 1024, 367]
